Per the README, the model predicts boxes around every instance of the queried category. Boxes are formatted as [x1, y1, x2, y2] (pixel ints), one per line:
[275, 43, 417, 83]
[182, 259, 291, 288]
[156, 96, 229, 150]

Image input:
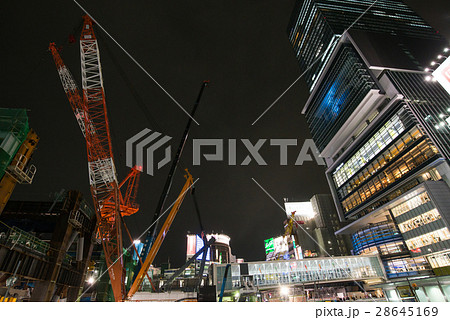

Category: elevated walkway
[213, 255, 386, 297]
[128, 291, 197, 302]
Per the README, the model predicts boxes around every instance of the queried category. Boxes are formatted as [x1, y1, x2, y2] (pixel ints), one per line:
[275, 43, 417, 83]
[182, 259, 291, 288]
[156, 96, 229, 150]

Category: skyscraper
[287, 0, 443, 92]
[288, 0, 450, 300]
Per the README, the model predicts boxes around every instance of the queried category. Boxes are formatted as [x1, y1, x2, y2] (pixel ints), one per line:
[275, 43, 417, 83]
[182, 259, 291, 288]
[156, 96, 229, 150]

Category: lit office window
[397, 209, 441, 233]
[336, 126, 423, 200]
[405, 228, 450, 250]
[333, 112, 406, 188]
[340, 140, 438, 214]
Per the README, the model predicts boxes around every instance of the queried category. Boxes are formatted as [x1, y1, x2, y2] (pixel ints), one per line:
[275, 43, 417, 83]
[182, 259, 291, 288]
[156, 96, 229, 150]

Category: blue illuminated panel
[196, 235, 211, 261]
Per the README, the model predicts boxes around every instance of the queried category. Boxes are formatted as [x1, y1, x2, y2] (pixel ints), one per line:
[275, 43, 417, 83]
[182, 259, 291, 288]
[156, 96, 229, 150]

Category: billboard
[265, 235, 301, 261]
[132, 241, 144, 261]
[264, 237, 275, 255]
[284, 201, 315, 222]
[195, 235, 211, 261]
[186, 234, 197, 258]
[433, 55, 450, 95]
[186, 234, 211, 261]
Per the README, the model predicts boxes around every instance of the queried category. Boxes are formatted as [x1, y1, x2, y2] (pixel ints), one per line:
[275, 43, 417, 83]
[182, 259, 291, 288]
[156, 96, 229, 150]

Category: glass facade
[287, 0, 441, 91]
[427, 251, 450, 269]
[214, 256, 385, 291]
[341, 136, 439, 215]
[336, 126, 423, 201]
[330, 104, 442, 218]
[350, 172, 442, 220]
[389, 189, 450, 270]
[391, 192, 431, 217]
[351, 222, 403, 256]
[397, 209, 441, 233]
[350, 220, 432, 278]
[387, 71, 450, 160]
[333, 110, 407, 189]
[384, 257, 430, 279]
[405, 228, 450, 250]
[305, 44, 378, 152]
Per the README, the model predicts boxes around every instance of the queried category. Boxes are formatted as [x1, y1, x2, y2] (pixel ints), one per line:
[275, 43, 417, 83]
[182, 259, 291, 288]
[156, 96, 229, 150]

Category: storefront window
[426, 251, 450, 268]
[405, 228, 450, 250]
[398, 209, 441, 233]
[391, 192, 431, 217]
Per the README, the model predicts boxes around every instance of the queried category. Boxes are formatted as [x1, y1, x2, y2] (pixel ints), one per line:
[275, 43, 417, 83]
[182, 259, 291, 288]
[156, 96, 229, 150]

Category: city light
[133, 239, 141, 244]
[280, 286, 290, 296]
[425, 76, 432, 81]
[87, 277, 95, 284]
[284, 201, 315, 221]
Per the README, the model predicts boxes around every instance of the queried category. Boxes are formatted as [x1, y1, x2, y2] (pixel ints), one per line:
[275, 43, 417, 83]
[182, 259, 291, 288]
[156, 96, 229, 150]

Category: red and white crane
[50, 15, 208, 301]
[49, 15, 140, 301]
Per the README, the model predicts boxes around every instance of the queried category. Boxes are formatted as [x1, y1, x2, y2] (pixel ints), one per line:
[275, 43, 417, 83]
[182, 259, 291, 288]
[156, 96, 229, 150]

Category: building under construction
[0, 108, 97, 302]
[0, 190, 97, 301]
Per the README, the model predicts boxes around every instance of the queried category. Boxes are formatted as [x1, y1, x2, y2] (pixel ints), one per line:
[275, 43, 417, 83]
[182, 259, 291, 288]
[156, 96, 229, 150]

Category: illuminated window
[398, 209, 441, 233]
[336, 126, 423, 201]
[405, 228, 450, 250]
[391, 192, 431, 217]
[427, 251, 450, 268]
[385, 257, 429, 276]
[333, 112, 406, 188]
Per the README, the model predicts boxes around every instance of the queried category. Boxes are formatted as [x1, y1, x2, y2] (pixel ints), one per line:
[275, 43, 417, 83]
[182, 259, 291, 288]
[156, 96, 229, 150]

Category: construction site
[1, 0, 450, 306]
[0, 13, 385, 303]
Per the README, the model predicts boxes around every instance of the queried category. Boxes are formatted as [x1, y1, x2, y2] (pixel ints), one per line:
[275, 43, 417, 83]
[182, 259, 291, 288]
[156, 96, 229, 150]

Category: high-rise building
[287, 0, 450, 301]
[287, 0, 444, 92]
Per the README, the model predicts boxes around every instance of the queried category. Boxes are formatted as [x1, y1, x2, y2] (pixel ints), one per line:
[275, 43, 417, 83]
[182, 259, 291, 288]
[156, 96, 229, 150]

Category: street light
[280, 286, 290, 297]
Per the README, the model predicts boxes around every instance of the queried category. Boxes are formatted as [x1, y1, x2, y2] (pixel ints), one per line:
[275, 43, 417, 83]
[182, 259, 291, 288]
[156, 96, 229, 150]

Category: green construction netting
[0, 108, 29, 180]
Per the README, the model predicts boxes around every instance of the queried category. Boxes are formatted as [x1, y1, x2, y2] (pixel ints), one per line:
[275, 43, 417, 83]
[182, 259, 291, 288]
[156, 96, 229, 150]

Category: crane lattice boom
[50, 15, 141, 302]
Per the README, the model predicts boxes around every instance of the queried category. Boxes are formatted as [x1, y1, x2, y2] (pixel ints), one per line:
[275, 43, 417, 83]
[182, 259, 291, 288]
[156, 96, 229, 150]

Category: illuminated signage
[132, 242, 144, 261]
[186, 234, 196, 257]
[284, 201, 315, 221]
[195, 235, 211, 261]
[433, 56, 450, 95]
[264, 238, 275, 254]
[265, 236, 300, 261]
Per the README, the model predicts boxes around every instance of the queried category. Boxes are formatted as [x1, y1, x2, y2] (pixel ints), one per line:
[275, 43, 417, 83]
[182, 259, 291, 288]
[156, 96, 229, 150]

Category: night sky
[2, 0, 449, 267]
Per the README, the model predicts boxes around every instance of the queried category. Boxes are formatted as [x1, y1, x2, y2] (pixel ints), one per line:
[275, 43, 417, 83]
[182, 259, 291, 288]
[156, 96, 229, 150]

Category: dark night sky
[2, 0, 449, 267]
